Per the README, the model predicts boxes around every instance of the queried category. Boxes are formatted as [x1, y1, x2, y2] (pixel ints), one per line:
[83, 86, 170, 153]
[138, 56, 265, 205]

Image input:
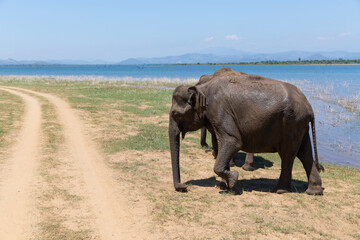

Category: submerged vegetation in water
[337, 96, 360, 116]
[313, 91, 360, 116]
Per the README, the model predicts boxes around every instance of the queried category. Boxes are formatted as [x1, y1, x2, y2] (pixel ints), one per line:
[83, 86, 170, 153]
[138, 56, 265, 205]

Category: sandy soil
[0, 87, 154, 239]
[0, 88, 41, 240]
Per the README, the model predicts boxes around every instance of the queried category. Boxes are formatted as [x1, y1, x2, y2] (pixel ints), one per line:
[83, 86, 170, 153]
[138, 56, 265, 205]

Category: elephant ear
[187, 86, 197, 107]
[188, 86, 207, 118]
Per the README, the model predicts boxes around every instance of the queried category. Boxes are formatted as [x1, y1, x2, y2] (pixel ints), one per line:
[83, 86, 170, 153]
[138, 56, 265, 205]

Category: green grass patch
[353, 232, 360, 239]
[104, 124, 169, 153]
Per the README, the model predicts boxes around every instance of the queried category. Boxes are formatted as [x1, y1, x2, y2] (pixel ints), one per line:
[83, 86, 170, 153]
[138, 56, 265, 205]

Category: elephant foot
[174, 183, 188, 192]
[229, 159, 235, 167]
[201, 143, 209, 148]
[274, 188, 290, 194]
[306, 185, 324, 195]
[215, 179, 228, 190]
[272, 184, 291, 194]
[226, 171, 239, 189]
[242, 163, 255, 171]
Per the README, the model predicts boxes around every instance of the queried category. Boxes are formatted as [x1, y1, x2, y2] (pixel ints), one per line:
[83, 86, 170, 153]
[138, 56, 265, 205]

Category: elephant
[169, 67, 324, 195]
[197, 70, 255, 171]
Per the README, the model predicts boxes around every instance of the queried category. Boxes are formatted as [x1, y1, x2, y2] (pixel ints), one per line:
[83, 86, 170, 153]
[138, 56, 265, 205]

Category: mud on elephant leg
[213, 140, 240, 189]
[297, 133, 323, 195]
[242, 153, 255, 171]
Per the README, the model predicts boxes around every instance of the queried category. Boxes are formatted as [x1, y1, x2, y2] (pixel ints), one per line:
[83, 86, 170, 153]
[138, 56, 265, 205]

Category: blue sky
[1, 0, 359, 61]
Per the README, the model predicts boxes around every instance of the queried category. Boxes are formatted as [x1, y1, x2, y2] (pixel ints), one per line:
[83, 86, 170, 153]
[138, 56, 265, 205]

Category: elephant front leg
[242, 153, 255, 171]
[212, 134, 236, 168]
[213, 140, 240, 189]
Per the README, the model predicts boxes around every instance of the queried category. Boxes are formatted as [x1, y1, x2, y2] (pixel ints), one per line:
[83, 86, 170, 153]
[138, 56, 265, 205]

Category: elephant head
[168, 85, 207, 191]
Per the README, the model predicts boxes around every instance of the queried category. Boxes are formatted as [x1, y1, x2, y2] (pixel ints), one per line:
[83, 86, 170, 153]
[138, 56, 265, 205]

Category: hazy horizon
[3, 49, 360, 64]
[1, 0, 360, 62]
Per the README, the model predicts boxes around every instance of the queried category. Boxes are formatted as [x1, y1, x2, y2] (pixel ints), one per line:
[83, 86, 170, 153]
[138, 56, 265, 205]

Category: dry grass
[0, 90, 24, 160]
[33, 99, 96, 240]
[1, 77, 360, 239]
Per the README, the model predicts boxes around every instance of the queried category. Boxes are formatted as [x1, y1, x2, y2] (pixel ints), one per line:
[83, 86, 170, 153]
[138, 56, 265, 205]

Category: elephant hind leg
[297, 133, 323, 195]
[242, 153, 255, 171]
[274, 151, 296, 194]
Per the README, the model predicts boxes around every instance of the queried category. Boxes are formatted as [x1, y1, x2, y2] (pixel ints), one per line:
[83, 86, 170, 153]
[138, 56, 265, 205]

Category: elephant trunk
[169, 117, 187, 191]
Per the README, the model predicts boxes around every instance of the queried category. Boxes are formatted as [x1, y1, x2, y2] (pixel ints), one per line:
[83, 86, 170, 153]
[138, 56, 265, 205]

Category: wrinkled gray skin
[169, 67, 324, 195]
[197, 73, 255, 171]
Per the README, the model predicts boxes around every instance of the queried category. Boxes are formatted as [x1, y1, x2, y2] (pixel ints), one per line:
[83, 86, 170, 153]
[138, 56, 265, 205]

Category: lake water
[1, 64, 359, 168]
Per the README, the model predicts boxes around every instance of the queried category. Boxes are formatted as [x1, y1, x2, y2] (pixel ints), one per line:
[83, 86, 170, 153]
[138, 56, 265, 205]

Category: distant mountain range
[1, 49, 360, 65]
[118, 49, 360, 65]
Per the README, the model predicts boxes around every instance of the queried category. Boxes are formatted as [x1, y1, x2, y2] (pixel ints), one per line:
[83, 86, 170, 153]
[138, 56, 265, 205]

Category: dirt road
[0, 88, 41, 240]
[0, 87, 150, 239]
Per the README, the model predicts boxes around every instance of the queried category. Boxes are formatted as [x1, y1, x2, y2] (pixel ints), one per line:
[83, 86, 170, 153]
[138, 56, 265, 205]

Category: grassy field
[1, 77, 360, 239]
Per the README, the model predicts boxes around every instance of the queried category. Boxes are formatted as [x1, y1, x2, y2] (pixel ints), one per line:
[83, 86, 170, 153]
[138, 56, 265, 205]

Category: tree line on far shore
[161, 59, 360, 66]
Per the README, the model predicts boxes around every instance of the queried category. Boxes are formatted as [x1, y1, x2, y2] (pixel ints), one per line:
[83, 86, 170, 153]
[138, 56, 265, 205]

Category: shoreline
[0, 62, 360, 68]
[157, 63, 360, 67]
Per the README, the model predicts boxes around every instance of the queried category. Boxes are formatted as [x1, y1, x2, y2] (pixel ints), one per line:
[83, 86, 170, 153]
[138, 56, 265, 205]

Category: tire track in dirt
[0, 88, 41, 240]
[10, 87, 149, 239]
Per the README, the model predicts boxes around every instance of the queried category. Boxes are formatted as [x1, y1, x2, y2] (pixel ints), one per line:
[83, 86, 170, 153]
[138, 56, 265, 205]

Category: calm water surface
[1, 64, 359, 167]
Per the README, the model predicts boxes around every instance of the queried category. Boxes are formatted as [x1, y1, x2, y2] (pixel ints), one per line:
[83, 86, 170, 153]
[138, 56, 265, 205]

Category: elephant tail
[311, 118, 324, 172]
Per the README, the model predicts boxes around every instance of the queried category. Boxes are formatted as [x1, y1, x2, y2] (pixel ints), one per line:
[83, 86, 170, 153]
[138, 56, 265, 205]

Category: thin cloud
[317, 36, 328, 41]
[205, 36, 214, 41]
[225, 34, 240, 40]
[339, 32, 352, 37]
